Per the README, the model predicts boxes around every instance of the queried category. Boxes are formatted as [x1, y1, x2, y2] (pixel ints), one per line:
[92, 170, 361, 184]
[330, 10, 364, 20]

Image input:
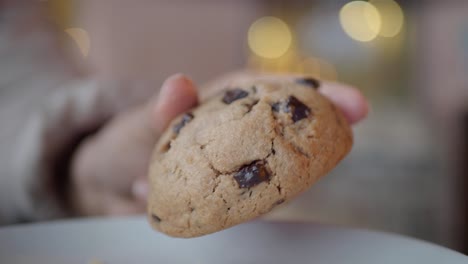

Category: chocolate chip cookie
[148, 75, 353, 237]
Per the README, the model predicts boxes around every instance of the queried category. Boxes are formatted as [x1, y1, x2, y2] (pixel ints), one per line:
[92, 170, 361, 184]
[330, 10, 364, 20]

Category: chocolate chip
[173, 113, 194, 134]
[234, 160, 270, 188]
[285, 96, 311, 122]
[222, 88, 249, 104]
[271, 96, 311, 122]
[296, 77, 320, 89]
[271, 102, 282, 112]
[152, 214, 161, 223]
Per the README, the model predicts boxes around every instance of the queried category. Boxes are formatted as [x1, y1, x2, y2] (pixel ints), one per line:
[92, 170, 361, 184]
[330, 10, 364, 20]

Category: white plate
[0, 217, 466, 264]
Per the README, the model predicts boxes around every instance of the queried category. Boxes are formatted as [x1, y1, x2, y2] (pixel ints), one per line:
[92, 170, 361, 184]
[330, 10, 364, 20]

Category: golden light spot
[48, 0, 73, 28]
[370, 0, 404, 37]
[248, 16, 292, 59]
[65, 28, 90, 57]
[339, 1, 381, 42]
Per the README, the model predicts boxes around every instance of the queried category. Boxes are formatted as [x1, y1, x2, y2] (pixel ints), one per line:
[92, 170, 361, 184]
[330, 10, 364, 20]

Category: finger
[150, 74, 199, 135]
[107, 197, 146, 216]
[131, 177, 149, 202]
[318, 82, 369, 125]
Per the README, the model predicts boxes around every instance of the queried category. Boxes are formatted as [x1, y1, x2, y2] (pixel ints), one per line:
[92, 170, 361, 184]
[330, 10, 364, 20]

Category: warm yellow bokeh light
[65, 28, 90, 57]
[339, 1, 381, 42]
[248, 16, 292, 59]
[48, 0, 73, 28]
[370, 0, 404, 37]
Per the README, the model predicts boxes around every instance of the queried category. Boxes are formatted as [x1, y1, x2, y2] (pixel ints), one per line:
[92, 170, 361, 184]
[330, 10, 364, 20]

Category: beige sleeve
[6, 79, 146, 223]
[0, 4, 154, 224]
[0, 63, 153, 225]
[3, 81, 106, 223]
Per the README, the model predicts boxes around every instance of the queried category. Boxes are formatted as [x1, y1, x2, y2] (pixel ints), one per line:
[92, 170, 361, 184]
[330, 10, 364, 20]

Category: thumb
[149, 74, 199, 135]
[133, 74, 197, 202]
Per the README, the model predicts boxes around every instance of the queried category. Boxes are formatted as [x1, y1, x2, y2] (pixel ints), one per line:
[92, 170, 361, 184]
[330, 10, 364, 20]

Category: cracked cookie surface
[148, 76, 353, 237]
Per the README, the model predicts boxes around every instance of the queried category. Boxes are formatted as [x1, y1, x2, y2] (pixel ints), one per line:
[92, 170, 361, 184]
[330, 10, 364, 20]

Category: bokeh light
[339, 1, 381, 42]
[248, 16, 292, 59]
[65, 28, 90, 57]
[370, 0, 404, 37]
[48, 0, 73, 28]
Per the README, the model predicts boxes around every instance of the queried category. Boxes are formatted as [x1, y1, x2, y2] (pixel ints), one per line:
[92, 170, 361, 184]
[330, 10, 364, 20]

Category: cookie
[148, 75, 353, 238]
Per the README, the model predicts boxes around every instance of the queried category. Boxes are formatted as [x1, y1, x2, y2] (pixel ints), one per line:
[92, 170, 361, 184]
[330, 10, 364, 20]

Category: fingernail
[132, 179, 149, 201]
[149, 73, 198, 135]
[149, 74, 186, 124]
[158, 73, 191, 101]
[153, 74, 189, 112]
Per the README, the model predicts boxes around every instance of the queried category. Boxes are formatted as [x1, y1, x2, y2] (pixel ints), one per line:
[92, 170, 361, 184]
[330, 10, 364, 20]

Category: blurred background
[2, 0, 468, 254]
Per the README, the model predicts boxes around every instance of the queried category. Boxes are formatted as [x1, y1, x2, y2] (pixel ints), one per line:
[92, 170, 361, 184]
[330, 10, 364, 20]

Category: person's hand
[70, 74, 198, 216]
[70, 73, 368, 217]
